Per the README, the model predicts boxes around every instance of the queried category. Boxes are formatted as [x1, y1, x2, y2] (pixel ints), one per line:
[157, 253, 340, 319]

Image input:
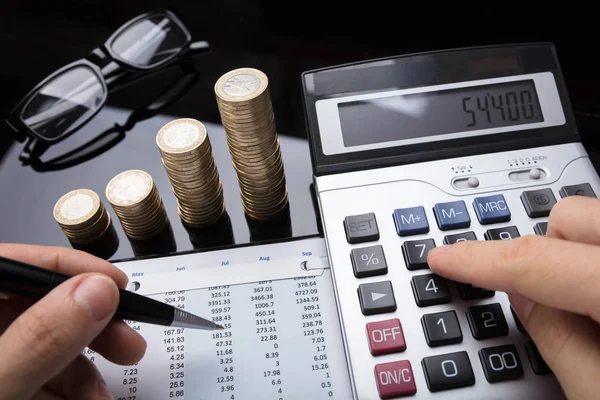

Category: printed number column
[252, 280, 283, 399]
[163, 290, 187, 399]
[295, 276, 334, 398]
[209, 285, 235, 398]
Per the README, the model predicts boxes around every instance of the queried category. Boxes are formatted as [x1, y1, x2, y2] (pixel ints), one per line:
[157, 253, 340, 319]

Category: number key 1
[411, 274, 450, 307]
[421, 310, 462, 347]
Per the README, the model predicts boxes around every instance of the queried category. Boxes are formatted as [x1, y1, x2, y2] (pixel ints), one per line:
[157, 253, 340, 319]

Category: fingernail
[74, 275, 119, 321]
[509, 293, 536, 322]
[97, 379, 114, 399]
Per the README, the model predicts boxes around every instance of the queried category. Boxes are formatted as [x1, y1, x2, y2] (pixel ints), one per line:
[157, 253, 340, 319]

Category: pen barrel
[0, 257, 67, 299]
[115, 288, 175, 326]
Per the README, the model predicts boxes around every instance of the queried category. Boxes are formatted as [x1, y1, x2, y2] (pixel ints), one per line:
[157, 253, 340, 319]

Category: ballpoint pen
[0, 255, 223, 330]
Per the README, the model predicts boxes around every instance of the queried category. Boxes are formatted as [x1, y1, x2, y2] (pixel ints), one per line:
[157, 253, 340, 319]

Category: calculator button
[520, 188, 557, 217]
[411, 274, 451, 307]
[466, 303, 508, 340]
[443, 231, 477, 244]
[433, 200, 471, 230]
[560, 183, 596, 198]
[421, 310, 462, 347]
[351, 245, 388, 278]
[421, 351, 475, 392]
[484, 226, 520, 241]
[457, 283, 495, 300]
[393, 206, 429, 236]
[374, 360, 417, 398]
[534, 222, 548, 236]
[344, 213, 379, 244]
[366, 318, 407, 356]
[358, 281, 397, 315]
[525, 340, 551, 374]
[402, 238, 435, 270]
[479, 344, 524, 383]
[473, 194, 511, 224]
[511, 306, 527, 334]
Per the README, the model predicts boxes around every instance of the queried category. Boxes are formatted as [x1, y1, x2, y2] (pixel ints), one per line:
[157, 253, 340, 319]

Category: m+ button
[393, 206, 429, 236]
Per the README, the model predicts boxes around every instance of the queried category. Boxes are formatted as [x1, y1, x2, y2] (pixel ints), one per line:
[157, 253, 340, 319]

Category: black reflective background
[2, 2, 600, 261]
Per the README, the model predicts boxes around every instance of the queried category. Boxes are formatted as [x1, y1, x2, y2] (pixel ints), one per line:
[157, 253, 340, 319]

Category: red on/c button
[374, 360, 417, 399]
[366, 318, 406, 356]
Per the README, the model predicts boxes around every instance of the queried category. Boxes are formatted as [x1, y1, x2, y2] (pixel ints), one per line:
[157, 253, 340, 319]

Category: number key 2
[466, 303, 509, 340]
[411, 274, 450, 307]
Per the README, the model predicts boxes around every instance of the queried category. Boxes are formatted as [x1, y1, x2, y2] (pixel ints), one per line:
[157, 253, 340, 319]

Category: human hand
[0, 243, 147, 399]
[427, 195, 600, 400]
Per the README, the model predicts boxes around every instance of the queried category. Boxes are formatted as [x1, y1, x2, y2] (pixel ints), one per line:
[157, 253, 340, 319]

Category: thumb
[510, 293, 600, 400]
[0, 273, 119, 399]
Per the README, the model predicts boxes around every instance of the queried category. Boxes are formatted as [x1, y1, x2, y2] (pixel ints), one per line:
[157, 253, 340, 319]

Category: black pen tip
[216, 324, 225, 330]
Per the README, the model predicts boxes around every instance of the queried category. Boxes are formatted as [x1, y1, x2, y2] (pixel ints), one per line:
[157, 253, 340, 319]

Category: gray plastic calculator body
[301, 43, 596, 399]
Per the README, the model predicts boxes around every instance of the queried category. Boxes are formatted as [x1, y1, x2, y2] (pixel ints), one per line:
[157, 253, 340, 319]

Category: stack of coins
[105, 169, 168, 240]
[156, 118, 225, 228]
[214, 68, 288, 220]
[53, 189, 111, 244]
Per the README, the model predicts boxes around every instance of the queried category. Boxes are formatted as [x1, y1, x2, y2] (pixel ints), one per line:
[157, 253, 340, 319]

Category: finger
[0, 297, 34, 333]
[0, 273, 119, 399]
[0, 243, 128, 288]
[427, 235, 600, 322]
[89, 320, 147, 365]
[510, 293, 600, 400]
[45, 354, 113, 400]
[547, 195, 600, 245]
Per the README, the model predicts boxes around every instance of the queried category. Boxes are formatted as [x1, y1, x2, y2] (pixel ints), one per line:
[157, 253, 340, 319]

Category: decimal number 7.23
[462, 90, 537, 127]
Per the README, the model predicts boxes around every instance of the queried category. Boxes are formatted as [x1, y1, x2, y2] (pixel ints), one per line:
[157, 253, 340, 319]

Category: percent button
[351, 245, 388, 278]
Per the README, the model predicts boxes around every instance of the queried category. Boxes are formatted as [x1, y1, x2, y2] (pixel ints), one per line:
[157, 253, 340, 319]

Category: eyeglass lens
[21, 66, 106, 140]
[111, 14, 188, 68]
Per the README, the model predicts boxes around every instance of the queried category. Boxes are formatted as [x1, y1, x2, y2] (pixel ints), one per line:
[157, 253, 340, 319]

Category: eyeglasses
[5, 9, 208, 163]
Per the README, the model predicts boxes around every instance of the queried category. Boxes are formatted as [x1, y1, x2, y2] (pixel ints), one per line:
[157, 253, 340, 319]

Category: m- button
[366, 318, 407, 356]
[374, 360, 417, 398]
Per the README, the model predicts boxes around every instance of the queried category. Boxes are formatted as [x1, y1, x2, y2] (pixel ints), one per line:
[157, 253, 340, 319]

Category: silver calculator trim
[315, 72, 566, 155]
[314, 142, 598, 399]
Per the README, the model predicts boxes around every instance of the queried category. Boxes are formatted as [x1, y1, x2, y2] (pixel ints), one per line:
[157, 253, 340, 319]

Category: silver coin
[163, 122, 201, 149]
[107, 170, 152, 206]
[223, 73, 261, 97]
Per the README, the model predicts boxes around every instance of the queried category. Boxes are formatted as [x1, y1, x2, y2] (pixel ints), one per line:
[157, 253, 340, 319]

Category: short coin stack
[214, 67, 288, 221]
[105, 169, 168, 240]
[53, 189, 111, 244]
[156, 118, 226, 228]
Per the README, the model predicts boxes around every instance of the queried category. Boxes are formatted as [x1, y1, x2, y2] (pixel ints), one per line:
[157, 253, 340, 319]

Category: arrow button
[358, 281, 397, 315]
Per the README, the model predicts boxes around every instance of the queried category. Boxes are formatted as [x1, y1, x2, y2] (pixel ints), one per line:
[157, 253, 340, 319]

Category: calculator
[301, 43, 599, 399]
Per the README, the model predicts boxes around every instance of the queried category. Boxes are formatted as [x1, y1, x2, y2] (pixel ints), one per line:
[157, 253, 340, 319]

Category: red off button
[366, 318, 406, 355]
[374, 360, 417, 398]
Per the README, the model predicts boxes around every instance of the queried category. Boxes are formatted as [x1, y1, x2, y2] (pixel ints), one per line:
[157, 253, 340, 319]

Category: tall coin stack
[214, 68, 288, 221]
[156, 118, 226, 228]
[105, 169, 168, 240]
[53, 189, 111, 244]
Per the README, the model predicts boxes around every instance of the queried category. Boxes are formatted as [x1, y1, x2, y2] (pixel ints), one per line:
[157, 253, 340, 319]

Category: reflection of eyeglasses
[5, 9, 206, 163]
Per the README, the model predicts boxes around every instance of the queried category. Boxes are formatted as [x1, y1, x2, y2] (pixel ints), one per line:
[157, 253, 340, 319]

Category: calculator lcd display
[338, 79, 544, 147]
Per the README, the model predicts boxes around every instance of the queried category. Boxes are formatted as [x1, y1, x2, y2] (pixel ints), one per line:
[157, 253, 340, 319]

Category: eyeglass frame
[5, 9, 195, 158]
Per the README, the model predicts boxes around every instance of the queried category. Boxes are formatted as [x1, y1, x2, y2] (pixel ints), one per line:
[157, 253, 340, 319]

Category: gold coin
[105, 170, 153, 207]
[156, 118, 207, 154]
[215, 68, 268, 103]
[53, 189, 100, 227]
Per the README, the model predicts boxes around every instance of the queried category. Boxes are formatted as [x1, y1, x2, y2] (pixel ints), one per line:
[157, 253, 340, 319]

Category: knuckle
[17, 306, 70, 363]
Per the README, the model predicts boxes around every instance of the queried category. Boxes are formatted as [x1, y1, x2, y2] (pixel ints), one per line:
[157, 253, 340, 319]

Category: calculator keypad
[331, 181, 589, 398]
[421, 310, 463, 347]
[559, 183, 596, 198]
[402, 238, 436, 270]
[422, 351, 476, 392]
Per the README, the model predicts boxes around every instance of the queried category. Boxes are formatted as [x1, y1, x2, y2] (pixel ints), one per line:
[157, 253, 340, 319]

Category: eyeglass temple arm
[189, 40, 210, 53]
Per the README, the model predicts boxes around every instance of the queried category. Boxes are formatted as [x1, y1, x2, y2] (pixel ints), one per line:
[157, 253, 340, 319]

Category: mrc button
[473, 194, 511, 224]
[366, 318, 407, 356]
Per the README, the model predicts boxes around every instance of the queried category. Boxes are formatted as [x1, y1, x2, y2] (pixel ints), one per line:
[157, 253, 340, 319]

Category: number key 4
[411, 274, 451, 307]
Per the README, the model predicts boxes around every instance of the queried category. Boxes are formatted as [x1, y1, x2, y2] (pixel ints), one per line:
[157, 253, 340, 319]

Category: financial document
[85, 237, 354, 399]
